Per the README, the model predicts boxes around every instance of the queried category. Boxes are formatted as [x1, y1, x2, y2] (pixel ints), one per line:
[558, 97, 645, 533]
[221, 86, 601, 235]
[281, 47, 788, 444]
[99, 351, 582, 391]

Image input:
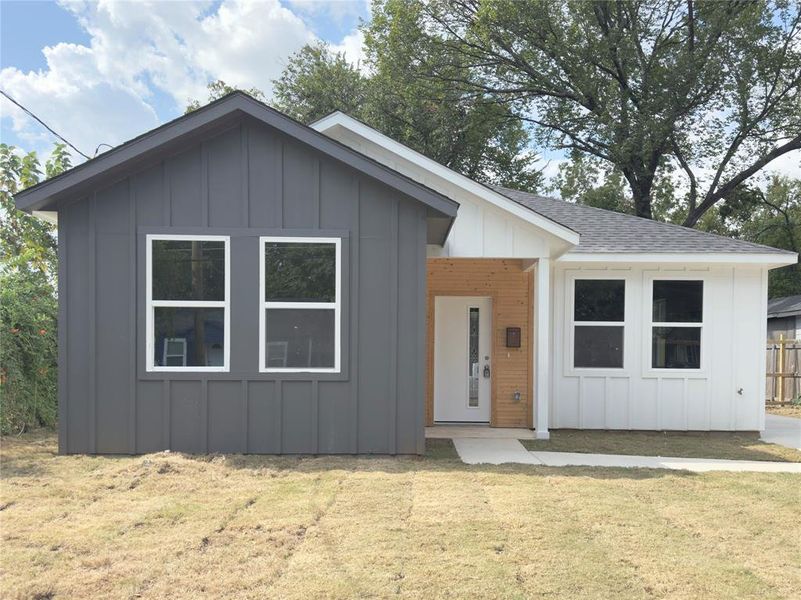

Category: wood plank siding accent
[426, 258, 533, 428]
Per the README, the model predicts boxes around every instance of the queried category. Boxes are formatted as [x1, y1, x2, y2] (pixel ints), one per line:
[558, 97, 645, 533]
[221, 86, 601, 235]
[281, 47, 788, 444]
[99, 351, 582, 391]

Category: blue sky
[2, 2, 90, 73]
[1, 0, 369, 161]
[1, 1, 796, 186]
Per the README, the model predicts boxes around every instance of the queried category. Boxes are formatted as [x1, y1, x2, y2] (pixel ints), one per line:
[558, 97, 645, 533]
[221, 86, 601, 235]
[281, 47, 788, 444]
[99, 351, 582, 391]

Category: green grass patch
[424, 438, 459, 460]
[520, 429, 801, 462]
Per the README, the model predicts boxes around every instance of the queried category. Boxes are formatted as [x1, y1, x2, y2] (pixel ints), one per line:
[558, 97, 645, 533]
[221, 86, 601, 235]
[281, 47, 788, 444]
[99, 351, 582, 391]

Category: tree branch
[683, 134, 801, 226]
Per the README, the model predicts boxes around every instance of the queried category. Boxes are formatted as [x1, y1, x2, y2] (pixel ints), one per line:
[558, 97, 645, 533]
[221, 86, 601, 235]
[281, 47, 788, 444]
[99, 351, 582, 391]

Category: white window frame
[567, 274, 627, 373]
[259, 236, 341, 374]
[644, 274, 705, 374]
[145, 234, 230, 372]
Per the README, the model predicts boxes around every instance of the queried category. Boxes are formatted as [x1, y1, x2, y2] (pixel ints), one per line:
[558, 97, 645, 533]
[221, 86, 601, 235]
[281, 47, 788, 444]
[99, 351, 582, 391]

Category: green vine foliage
[0, 143, 70, 434]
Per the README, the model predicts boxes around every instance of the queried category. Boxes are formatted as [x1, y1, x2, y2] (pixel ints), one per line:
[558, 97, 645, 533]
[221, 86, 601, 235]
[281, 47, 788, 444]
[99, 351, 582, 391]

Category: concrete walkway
[761, 414, 801, 450]
[453, 438, 801, 473]
[453, 438, 542, 465]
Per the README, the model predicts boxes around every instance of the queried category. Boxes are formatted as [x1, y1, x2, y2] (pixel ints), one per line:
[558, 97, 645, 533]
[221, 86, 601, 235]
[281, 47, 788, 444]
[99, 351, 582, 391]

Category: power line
[0, 89, 91, 160]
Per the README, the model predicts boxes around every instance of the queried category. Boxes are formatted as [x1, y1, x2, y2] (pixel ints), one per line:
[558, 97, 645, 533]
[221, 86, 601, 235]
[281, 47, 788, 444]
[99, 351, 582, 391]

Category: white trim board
[145, 234, 231, 373]
[258, 236, 342, 374]
[558, 252, 797, 267]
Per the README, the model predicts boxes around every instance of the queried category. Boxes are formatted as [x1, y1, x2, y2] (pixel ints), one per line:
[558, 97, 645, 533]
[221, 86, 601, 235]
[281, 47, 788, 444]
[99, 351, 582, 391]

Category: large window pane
[265, 309, 335, 369]
[265, 242, 335, 302]
[652, 326, 701, 369]
[153, 307, 225, 367]
[574, 326, 624, 368]
[152, 240, 225, 301]
[574, 279, 625, 322]
[653, 280, 703, 322]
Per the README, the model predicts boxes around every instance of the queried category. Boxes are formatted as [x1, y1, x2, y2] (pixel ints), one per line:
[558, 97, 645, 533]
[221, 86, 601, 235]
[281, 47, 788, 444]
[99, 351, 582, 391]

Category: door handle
[483, 364, 491, 378]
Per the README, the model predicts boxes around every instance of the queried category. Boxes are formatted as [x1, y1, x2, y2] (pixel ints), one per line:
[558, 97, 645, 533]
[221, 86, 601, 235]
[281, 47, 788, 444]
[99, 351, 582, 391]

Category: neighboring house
[767, 295, 801, 340]
[14, 93, 797, 454]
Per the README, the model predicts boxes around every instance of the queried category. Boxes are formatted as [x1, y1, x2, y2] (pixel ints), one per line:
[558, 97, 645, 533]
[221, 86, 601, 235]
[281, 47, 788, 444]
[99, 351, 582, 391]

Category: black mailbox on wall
[506, 327, 521, 348]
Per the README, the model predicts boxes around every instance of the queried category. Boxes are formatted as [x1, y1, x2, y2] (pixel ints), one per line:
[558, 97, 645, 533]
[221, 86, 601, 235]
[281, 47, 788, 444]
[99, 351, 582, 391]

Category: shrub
[0, 269, 58, 434]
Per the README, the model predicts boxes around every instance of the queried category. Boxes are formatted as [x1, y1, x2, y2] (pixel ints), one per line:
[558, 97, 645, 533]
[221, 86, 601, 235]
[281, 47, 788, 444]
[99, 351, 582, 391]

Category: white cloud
[0, 0, 333, 161]
[765, 150, 801, 181]
[1, 47, 160, 159]
[331, 29, 367, 71]
[191, 0, 314, 97]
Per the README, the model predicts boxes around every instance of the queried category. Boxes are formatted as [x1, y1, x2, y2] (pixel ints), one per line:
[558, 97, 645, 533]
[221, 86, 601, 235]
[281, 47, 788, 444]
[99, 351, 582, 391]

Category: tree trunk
[623, 169, 654, 220]
[682, 207, 703, 228]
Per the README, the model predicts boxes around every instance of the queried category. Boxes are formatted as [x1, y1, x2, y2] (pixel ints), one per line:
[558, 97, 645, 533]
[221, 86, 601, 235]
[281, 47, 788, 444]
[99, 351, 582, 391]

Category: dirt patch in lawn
[520, 429, 801, 462]
[1, 431, 799, 599]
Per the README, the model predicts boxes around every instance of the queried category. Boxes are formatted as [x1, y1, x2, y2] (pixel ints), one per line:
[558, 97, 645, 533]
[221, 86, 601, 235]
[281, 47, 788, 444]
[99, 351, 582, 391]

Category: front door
[434, 296, 492, 423]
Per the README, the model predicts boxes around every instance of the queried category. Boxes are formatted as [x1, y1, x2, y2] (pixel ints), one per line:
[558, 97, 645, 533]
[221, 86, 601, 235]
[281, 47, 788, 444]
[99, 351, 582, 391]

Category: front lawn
[1, 432, 799, 599]
[767, 404, 801, 419]
[520, 430, 801, 462]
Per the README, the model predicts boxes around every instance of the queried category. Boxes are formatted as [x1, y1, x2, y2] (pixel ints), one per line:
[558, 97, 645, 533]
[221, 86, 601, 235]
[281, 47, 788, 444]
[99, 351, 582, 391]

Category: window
[146, 235, 230, 371]
[572, 279, 625, 369]
[651, 280, 703, 369]
[259, 237, 341, 373]
[468, 307, 479, 407]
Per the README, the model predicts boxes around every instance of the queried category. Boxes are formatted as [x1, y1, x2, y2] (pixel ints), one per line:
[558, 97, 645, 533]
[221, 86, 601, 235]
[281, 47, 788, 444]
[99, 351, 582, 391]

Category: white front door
[434, 296, 492, 423]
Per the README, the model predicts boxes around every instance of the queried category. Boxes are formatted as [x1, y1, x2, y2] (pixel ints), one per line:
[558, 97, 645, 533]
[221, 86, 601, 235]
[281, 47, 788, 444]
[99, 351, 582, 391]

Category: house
[14, 92, 797, 454]
[767, 295, 801, 340]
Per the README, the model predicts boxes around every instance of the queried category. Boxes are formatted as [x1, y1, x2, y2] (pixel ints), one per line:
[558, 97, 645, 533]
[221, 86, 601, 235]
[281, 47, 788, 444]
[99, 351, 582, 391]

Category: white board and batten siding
[314, 114, 781, 434]
[430, 197, 551, 258]
[316, 122, 566, 260]
[551, 262, 769, 431]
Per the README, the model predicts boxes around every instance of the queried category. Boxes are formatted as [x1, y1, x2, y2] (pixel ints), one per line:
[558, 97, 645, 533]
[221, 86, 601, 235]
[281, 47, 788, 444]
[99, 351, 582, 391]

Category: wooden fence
[766, 335, 801, 405]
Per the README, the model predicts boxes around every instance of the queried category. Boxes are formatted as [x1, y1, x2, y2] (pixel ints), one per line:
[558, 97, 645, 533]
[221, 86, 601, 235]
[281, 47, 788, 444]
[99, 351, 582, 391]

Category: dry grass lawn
[767, 404, 801, 419]
[520, 430, 801, 462]
[1, 432, 800, 600]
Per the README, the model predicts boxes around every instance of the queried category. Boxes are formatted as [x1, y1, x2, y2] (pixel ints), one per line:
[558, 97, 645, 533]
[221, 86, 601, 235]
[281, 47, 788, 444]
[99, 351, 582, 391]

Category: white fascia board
[312, 112, 580, 247]
[558, 251, 798, 268]
[32, 210, 58, 225]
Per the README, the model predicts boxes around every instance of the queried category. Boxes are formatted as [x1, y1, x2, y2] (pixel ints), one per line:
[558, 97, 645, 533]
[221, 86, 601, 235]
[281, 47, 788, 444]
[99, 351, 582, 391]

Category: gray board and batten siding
[55, 113, 442, 455]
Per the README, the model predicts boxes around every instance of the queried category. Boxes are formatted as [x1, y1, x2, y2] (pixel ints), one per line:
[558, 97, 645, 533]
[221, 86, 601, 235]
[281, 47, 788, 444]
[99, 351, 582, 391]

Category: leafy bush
[0, 143, 68, 434]
[0, 270, 57, 433]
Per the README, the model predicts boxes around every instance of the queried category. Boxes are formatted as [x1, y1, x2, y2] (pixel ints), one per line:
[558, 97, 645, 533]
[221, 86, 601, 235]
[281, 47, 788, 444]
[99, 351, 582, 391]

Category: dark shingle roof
[768, 295, 801, 318]
[493, 186, 794, 255]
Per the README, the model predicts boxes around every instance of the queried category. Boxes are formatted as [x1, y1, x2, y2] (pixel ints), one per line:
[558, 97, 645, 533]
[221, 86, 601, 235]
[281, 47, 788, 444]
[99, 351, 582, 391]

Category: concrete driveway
[761, 414, 801, 450]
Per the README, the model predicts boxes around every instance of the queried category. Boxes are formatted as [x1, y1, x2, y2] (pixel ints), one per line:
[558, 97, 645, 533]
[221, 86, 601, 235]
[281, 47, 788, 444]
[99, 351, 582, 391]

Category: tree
[272, 1, 544, 191]
[551, 151, 631, 214]
[185, 80, 266, 113]
[273, 44, 368, 124]
[698, 176, 801, 297]
[410, 0, 800, 224]
[0, 143, 70, 434]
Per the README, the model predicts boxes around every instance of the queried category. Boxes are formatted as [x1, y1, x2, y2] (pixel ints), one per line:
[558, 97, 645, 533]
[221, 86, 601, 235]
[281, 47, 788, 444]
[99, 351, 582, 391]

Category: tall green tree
[697, 176, 801, 297]
[0, 143, 70, 434]
[273, 44, 368, 123]
[409, 0, 800, 225]
[551, 151, 631, 214]
[273, 1, 544, 191]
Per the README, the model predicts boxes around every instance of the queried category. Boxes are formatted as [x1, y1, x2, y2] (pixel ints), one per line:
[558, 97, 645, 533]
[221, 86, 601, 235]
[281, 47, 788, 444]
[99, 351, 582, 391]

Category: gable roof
[495, 186, 797, 263]
[768, 295, 801, 319]
[14, 92, 458, 234]
[311, 111, 580, 247]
